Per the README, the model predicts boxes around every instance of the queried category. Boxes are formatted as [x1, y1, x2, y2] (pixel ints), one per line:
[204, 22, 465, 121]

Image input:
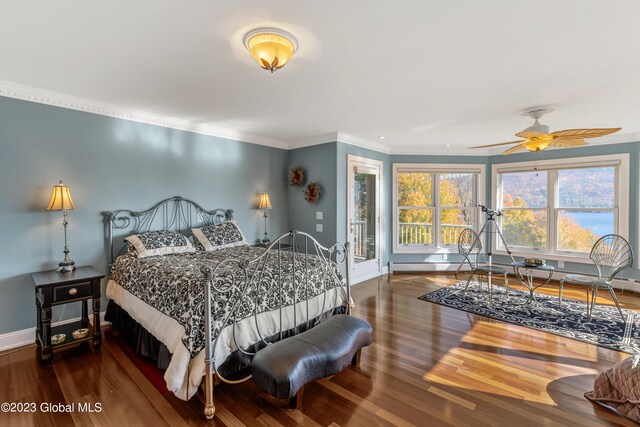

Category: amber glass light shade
[243, 28, 298, 73]
[522, 135, 554, 152]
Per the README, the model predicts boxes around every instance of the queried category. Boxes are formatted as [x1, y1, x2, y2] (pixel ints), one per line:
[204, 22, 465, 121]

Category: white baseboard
[388, 262, 638, 292]
[390, 262, 470, 273]
[352, 266, 389, 285]
[0, 311, 108, 352]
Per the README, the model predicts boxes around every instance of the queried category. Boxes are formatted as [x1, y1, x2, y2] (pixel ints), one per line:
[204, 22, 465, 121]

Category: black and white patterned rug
[419, 282, 639, 354]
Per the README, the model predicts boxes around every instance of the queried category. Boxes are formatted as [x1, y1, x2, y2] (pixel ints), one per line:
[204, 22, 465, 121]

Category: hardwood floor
[1, 273, 639, 426]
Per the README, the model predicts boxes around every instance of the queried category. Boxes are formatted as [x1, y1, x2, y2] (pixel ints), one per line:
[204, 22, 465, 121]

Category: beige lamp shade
[46, 180, 77, 211]
[243, 28, 298, 73]
[258, 192, 273, 210]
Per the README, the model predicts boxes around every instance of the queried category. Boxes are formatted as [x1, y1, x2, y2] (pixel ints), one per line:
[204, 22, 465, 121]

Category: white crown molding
[288, 132, 394, 155]
[335, 132, 393, 154]
[288, 132, 339, 150]
[336, 132, 393, 154]
[0, 80, 289, 150]
[2, 80, 639, 156]
[391, 146, 488, 156]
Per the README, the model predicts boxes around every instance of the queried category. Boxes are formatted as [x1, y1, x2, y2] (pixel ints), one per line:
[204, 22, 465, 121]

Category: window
[493, 154, 628, 260]
[393, 164, 485, 253]
[500, 171, 548, 249]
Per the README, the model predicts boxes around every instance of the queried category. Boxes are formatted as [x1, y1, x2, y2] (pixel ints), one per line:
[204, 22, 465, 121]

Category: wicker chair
[559, 234, 633, 322]
[457, 229, 509, 304]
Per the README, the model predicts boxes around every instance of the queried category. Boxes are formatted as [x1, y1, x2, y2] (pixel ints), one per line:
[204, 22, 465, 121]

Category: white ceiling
[2, 0, 640, 155]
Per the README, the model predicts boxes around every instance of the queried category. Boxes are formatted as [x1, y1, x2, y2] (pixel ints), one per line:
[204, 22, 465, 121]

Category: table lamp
[258, 192, 272, 245]
[47, 180, 77, 272]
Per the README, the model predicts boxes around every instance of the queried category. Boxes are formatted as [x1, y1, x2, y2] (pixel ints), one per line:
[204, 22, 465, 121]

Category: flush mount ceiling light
[243, 27, 298, 73]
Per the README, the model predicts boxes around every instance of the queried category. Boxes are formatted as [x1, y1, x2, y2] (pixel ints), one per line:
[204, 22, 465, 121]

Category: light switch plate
[316, 211, 323, 220]
[558, 260, 564, 268]
[316, 224, 323, 232]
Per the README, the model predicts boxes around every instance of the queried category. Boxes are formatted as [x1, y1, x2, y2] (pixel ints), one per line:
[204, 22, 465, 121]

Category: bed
[102, 196, 351, 419]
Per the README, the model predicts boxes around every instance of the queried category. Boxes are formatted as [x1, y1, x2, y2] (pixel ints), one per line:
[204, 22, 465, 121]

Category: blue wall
[0, 96, 290, 335]
[287, 142, 337, 248]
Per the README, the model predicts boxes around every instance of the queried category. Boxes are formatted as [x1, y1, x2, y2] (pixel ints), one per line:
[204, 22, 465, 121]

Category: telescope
[478, 205, 503, 217]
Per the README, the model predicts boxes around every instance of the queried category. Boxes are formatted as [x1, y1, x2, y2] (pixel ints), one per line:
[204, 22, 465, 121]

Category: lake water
[569, 211, 614, 236]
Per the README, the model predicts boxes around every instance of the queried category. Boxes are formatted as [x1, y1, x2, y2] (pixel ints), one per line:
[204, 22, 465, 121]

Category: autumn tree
[501, 194, 598, 251]
[397, 173, 475, 245]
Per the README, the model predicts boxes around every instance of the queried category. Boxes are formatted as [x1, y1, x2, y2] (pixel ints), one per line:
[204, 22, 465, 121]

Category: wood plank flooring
[1, 273, 639, 426]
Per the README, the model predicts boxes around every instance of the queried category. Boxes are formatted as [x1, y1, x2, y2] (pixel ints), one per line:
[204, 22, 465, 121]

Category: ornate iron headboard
[103, 196, 233, 269]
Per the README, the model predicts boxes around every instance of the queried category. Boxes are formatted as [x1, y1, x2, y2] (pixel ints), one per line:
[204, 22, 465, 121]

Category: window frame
[492, 154, 629, 263]
[393, 163, 486, 254]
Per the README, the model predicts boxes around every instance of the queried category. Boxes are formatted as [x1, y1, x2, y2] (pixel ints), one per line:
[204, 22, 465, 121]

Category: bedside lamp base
[58, 259, 76, 273]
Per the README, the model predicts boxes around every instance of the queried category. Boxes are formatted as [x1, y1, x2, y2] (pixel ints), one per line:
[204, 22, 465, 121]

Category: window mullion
[615, 165, 620, 235]
[549, 170, 558, 253]
[434, 173, 440, 248]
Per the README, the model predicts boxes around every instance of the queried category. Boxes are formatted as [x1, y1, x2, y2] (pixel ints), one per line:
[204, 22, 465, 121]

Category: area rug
[419, 282, 640, 354]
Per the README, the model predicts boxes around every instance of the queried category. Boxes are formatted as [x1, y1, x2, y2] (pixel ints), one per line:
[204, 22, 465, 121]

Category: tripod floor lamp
[47, 180, 78, 272]
[258, 192, 272, 246]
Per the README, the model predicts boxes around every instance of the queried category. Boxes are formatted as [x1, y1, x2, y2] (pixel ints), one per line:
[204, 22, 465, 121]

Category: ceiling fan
[470, 107, 621, 155]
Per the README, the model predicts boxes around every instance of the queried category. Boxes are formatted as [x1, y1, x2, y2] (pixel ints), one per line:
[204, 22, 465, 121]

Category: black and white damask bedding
[125, 230, 195, 257]
[106, 245, 346, 400]
[192, 221, 246, 251]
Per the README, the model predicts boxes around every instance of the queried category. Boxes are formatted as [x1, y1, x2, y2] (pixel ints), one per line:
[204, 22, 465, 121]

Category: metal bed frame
[103, 197, 351, 419]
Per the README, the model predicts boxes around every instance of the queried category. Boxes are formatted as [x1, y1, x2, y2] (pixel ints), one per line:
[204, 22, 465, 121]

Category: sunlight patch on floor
[462, 320, 604, 362]
[422, 321, 602, 405]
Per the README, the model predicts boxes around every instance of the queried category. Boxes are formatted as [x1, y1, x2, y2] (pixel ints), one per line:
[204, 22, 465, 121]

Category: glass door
[348, 155, 382, 282]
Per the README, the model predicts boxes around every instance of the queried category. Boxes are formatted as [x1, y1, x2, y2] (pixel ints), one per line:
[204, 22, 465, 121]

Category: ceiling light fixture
[445, 144, 452, 147]
[243, 27, 298, 73]
[378, 136, 387, 140]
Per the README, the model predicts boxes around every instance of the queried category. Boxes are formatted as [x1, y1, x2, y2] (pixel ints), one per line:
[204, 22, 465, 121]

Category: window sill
[393, 246, 458, 255]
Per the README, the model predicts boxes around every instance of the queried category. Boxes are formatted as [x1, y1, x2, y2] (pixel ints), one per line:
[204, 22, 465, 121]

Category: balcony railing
[354, 220, 367, 259]
[398, 223, 472, 246]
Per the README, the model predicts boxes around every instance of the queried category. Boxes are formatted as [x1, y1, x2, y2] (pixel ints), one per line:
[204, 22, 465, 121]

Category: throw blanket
[585, 355, 640, 422]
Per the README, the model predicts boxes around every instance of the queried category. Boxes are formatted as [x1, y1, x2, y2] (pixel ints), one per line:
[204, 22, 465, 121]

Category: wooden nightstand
[31, 266, 105, 364]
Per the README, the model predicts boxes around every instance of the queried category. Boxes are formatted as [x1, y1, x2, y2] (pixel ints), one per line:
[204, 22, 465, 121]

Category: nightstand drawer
[53, 282, 92, 303]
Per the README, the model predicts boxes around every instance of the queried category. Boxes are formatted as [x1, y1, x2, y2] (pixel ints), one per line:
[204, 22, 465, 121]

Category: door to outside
[347, 155, 383, 282]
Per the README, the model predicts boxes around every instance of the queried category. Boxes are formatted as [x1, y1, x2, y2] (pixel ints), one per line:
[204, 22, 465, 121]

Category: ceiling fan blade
[551, 128, 621, 139]
[515, 130, 544, 139]
[548, 139, 589, 148]
[469, 140, 524, 149]
[502, 143, 528, 155]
